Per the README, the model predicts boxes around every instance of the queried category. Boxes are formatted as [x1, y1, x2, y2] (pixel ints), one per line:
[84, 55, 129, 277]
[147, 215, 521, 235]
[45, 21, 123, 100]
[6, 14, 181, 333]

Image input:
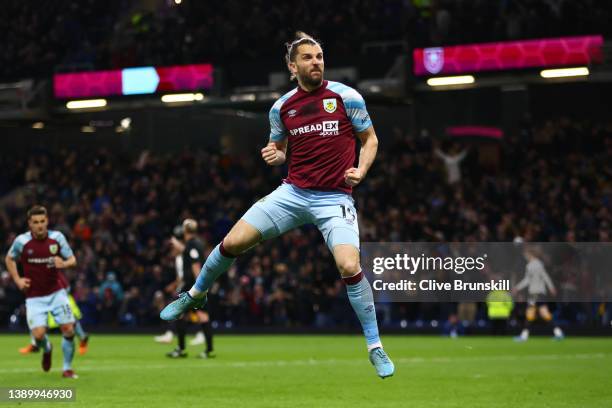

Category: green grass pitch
[0, 334, 610, 407]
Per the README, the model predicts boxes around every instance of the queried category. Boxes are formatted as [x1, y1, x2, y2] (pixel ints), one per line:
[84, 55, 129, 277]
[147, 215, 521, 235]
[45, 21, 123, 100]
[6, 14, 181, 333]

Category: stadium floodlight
[66, 99, 107, 109]
[161, 93, 204, 103]
[427, 75, 475, 87]
[229, 93, 257, 102]
[540, 67, 589, 78]
[116, 117, 132, 133]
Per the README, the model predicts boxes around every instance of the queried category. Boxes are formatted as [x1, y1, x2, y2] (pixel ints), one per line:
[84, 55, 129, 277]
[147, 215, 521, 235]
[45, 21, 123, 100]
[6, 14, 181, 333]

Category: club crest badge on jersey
[323, 98, 337, 113]
[424, 47, 444, 74]
[49, 244, 58, 255]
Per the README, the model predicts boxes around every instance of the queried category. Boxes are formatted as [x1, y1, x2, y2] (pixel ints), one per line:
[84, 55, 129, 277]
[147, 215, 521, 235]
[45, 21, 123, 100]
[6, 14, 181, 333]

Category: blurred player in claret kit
[19, 271, 90, 356]
[161, 31, 394, 378]
[5, 205, 79, 378]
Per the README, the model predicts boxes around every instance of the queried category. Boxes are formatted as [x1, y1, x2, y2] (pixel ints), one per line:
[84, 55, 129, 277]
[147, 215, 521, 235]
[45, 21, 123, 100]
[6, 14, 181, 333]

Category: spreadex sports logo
[289, 121, 339, 137]
[27, 257, 55, 267]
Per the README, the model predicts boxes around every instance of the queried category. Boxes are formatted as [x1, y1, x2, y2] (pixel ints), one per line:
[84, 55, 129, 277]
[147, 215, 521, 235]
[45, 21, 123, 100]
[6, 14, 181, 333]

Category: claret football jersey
[269, 80, 373, 194]
[8, 230, 74, 298]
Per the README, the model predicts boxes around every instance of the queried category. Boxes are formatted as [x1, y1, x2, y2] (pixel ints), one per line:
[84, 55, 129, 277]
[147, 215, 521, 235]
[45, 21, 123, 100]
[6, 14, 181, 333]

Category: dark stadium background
[1, 0, 611, 338]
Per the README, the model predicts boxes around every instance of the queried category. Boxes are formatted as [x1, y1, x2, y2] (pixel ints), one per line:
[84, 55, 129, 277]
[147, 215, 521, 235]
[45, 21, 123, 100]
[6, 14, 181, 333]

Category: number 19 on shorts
[339, 205, 356, 224]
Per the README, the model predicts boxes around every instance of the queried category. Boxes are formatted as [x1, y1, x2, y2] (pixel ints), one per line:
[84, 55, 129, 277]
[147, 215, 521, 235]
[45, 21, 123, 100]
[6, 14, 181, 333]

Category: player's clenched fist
[16, 277, 31, 291]
[261, 142, 286, 166]
[344, 167, 363, 186]
[54, 256, 66, 269]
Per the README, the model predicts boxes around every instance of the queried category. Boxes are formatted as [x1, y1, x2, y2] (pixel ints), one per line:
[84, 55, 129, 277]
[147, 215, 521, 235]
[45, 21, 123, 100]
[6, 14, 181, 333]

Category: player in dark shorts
[5, 205, 79, 378]
[161, 32, 393, 378]
[166, 219, 214, 358]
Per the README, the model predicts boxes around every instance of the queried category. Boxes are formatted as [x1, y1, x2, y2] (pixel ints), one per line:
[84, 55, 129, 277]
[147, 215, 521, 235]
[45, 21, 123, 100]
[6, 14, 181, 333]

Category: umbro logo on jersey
[323, 98, 337, 113]
[288, 109, 297, 117]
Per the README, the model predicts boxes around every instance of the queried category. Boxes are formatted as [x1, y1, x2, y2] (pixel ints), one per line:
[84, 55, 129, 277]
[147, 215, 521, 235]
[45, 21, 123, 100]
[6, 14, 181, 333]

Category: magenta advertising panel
[413, 35, 603, 76]
[447, 126, 503, 140]
[54, 63, 214, 98]
[54, 70, 123, 99]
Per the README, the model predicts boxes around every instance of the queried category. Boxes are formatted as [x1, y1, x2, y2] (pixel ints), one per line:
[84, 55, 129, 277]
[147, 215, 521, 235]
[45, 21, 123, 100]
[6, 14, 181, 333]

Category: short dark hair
[27, 205, 48, 220]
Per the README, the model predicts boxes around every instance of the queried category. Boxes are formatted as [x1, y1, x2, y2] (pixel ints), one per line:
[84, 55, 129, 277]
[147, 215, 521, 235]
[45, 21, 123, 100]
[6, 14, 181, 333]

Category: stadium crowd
[1, 117, 610, 330]
[1, 0, 611, 82]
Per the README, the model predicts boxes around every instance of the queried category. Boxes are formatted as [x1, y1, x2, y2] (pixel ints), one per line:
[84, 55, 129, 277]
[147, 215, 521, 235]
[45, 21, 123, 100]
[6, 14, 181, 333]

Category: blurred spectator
[435, 144, 468, 184]
[99, 272, 124, 302]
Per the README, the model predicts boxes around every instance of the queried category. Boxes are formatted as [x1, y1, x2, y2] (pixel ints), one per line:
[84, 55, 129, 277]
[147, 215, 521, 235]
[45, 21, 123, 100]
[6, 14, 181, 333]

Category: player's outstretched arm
[345, 126, 379, 187]
[261, 139, 288, 166]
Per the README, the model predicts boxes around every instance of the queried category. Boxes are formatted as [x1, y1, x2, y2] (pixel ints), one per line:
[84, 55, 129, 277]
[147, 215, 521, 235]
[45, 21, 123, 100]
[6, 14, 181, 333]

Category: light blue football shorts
[25, 288, 75, 330]
[242, 183, 360, 251]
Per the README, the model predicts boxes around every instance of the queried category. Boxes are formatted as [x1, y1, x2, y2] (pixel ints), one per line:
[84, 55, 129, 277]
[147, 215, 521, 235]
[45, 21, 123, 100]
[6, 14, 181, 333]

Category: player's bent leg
[167, 316, 188, 358]
[313, 196, 393, 378]
[189, 311, 207, 346]
[193, 219, 262, 295]
[539, 305, 564, 340]
[31, 326, 53, 372]
[538, 304, 552, 321]
[516, 303, 536, 342]
[223, 220, 263, 254]
[31, 326, 48, 344]
[50, 290, 77, 378]
[161, 221, 261, 321]
[162, 185, 307, 321]
[28, 297, 54, 372]
[333, 244, 361, 279]
[332, 244, 394, 379]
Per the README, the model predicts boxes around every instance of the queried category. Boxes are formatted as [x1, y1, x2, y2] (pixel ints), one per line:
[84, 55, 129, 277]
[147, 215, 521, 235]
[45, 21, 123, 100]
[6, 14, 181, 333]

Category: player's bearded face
[294, 44, 324, 87]
[28, 215, 48, 238]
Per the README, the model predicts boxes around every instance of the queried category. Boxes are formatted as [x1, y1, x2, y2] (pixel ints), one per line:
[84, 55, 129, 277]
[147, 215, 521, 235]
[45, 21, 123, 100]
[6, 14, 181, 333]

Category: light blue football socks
[162, 242, 236, 320]
[344, 272, 382, 350]
[62, 335, 75, 371]
[189, 242, 236, 298]
[344, 271, 395, 378]
[74, 320, 86, 339]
